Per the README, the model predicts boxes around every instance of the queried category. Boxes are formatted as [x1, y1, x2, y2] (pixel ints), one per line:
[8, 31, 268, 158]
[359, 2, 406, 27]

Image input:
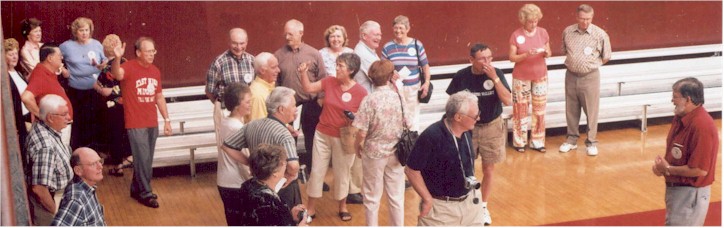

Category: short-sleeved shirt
[21, 41, 42, 74]
[352, 86, 409, 159]
[319, 47, 354, 77]
[26, 65, 74, 119]
[223, 117, 298, 162]
[381, 38, 429, 86]
[119, 59, 163, 129]
[51, 179, 106, 226]
[353, 42, 379, 93]
[406, 120, 475, 197]
[60, 39, 106, 90]
[205, 50, 255, 102]
[446, 66, 510, 123]
[25, 121, 73, 192]
[562, 24, 612, 74]
[275, 43, 327, 104]
[665, 106, 719, 187]
[247, 77, 275, 122]
[317, 77, 368, 137]
[217, 117, 251, 188]
[510, 27, 550, 80]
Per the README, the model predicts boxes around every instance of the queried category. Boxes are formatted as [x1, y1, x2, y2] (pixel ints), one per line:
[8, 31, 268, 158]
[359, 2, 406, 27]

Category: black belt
[666, 182, 693, 187]
[432, 194, 468, 202]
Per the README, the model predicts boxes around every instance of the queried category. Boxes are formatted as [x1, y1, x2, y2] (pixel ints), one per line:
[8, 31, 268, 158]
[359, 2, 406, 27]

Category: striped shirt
[26, 121, 73, 192]
[205, 50, 255, 102]
[381, 38, 429, 86]
[51, 178, 106, 226]
[562, 24, 612, 74]
[223, 117, 298, 161]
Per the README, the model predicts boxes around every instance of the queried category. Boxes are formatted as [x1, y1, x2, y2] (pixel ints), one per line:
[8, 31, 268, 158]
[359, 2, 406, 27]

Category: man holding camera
[405, 91, 485, 226]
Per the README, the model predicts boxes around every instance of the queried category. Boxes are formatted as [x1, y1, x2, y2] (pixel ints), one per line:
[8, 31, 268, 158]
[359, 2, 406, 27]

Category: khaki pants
[29, 188, 63, 226]
[306, 131, 356, 200]
[564, 69, 600, 146]
[362, 154, 405, 226]
[418, 189, 485, 226]
[665, 185, 710, 226]
[401, 83, 421, 131]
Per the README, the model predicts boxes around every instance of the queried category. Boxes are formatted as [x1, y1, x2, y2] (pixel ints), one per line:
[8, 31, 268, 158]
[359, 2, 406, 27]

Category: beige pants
[472, 116, 506, 164]
[401, 83, 421, 131]
[306, 131, 356, 200]
[362, 154, 405, 226]
[29, 188, 64, 226]
[418, 190, 485, 226]
[564, 69, 600, 146]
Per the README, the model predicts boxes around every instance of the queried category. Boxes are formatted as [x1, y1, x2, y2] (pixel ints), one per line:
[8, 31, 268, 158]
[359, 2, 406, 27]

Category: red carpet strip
[545, 201, 721, 226]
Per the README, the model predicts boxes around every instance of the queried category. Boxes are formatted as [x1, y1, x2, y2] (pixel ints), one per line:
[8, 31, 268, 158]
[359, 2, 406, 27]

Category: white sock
[481, 201, 488, 207]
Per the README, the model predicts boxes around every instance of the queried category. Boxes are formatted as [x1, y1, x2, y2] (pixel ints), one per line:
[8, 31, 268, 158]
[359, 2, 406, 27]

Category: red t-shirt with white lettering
[120, 59, 163, 129]
[25, 65, 74, 119]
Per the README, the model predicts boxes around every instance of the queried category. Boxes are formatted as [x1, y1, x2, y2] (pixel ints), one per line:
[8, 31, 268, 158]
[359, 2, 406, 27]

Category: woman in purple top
[508, 4, 552, 153]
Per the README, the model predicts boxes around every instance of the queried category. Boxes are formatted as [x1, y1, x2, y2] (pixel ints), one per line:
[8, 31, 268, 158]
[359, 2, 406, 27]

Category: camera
[464, 176, 480, 190]
[297, 209, 308, 224]
[343, 110, 355, 120]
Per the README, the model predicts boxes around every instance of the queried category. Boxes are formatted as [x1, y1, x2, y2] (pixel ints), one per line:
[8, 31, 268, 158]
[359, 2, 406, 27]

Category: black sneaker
[346, 193, 363, 204]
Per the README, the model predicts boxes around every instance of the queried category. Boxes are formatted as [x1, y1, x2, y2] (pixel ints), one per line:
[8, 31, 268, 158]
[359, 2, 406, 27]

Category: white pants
[362, 154, 405, 226]
[306, 131, 356, 200]
[400, 83, 421, 131]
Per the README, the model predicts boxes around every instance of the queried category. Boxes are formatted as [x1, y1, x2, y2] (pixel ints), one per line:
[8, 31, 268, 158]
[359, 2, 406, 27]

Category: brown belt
[666, 182, 693, 187]
[432, 194, 468, 202]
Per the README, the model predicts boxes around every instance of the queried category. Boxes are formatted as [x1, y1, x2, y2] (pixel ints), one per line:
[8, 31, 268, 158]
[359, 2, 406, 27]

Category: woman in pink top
[19, 18, 43, 76]
[509, 4, 551, 152]
[299, 53, 368, 222]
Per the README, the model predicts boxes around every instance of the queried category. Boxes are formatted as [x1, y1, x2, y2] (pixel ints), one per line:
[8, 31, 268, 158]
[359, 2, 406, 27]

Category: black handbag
[414, 39, 433, 103]
[395, 90, 418, 166]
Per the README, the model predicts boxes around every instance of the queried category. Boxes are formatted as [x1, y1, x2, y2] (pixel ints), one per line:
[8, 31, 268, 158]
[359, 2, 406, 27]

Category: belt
[666, 182, 693, 187]
[432, 194, 468, 202]
[476, 116, 502, 126]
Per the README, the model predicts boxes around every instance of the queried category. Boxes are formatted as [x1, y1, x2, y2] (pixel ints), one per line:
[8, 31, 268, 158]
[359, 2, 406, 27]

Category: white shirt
[216, 117, 252, 188]
[9, 71, 29, 115]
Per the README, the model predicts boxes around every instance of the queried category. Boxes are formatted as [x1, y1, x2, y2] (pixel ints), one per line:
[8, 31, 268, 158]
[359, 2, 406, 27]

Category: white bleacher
[153, 44, 722, 176]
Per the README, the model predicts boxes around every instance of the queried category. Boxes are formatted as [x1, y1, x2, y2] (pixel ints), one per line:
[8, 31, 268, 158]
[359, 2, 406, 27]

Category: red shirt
[509, 27, 549, 81]
[316, 77, 368, 137]
[120, 59, 163, 129]
[25, 65, 74, 119]
[665, 106, 719, 187]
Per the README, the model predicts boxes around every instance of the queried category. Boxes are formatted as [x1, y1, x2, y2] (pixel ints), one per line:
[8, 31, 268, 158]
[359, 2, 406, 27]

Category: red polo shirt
[25, 65, 74, 119]
[665, 106, 719, 187]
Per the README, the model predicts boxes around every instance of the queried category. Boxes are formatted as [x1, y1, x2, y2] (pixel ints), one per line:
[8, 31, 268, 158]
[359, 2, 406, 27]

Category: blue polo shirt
[407, 119, 475, 198]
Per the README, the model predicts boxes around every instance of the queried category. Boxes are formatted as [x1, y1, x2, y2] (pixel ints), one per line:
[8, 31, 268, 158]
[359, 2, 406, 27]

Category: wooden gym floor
[96, 116, 721, 226]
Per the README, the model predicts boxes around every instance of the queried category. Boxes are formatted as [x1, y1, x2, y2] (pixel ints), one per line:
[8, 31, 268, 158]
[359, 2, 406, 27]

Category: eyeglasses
[50, 112, 70, 117]
[142, 49, 157, 54]
[459, 111, 481, 121]
[78, 158, 104, 167]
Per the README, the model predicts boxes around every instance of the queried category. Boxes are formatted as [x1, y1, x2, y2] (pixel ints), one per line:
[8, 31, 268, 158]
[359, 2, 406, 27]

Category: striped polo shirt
[381, 39, 429, 86]
[223, 117, 298, 161]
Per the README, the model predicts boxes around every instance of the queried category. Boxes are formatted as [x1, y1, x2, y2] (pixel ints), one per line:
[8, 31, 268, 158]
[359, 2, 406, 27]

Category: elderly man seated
[52, 147, 106, 226]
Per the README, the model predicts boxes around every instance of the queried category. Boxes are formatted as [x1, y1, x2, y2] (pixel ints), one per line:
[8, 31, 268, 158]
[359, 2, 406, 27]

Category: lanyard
[445, 120, 474, 177]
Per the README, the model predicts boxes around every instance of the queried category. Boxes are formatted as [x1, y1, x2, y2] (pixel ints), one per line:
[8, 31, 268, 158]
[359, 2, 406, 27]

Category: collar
[38, 121, 62, 136]
[678, 106, 705, 127]
[73, 177, 97, 194]
[225, 50, 250, 60]
[575, 25, 593, 34]
[356, 42, 377, 57]
[252, 77, 275, 89]
[285, 43, 304, 53]
[267, 115, 288, 127]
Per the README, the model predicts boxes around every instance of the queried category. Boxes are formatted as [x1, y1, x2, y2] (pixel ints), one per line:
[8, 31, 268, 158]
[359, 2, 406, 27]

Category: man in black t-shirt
[445, 43, 512, 225]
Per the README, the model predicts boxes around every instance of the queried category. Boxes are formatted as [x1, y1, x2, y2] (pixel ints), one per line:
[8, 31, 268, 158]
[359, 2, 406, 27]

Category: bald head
[229, 28, 249, 58]
[71, 147, 103, 186]
[284, 19, 304, 49]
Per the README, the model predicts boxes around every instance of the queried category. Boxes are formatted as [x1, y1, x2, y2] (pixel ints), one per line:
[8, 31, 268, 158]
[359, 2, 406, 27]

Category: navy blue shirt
[407, 120, 475, 197]
[446, 66, 510, 123]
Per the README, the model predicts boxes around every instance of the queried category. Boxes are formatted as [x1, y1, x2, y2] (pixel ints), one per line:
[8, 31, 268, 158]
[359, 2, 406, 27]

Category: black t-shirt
[446, 66, 510, 123]
[407, 120, 475, 197]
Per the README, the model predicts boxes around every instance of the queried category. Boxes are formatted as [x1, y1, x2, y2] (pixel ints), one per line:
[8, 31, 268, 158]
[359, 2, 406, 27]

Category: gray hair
[359, 20, 380, 39]
[392, 15, 410, 29]
[254, 52, 275, 75]
[39, 94, 67, 121]
[577, 4, 594, 13]
[673, 77, 705, 105]
[285, 19, 304, 33]
[444, 91, 478, 121]
[266, 87, 296, 114]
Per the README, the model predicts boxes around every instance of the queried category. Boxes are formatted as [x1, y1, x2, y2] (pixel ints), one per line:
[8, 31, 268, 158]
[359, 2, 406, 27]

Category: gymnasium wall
[2, 1, 721, 88]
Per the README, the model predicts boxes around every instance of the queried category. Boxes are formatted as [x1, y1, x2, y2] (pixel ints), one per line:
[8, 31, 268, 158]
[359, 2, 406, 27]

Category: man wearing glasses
[445, 43, 512, 225]
[25, 94, 74, 226]
[111, 37, 172, 208]
[52, 147, 106, 226]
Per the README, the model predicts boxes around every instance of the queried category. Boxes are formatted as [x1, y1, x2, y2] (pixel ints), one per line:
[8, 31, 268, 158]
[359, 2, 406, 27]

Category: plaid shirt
[25, 121, 72, 192]
[51, 178, 106, 226]
[205, 50, 255, 102]
[562, 24, 612, 74]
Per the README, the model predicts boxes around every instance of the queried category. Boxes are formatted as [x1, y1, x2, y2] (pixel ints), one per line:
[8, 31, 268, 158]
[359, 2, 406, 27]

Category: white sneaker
[482, 206, 492, 225]
[587, 146, 598, 156]
[559, 143, 577, 153]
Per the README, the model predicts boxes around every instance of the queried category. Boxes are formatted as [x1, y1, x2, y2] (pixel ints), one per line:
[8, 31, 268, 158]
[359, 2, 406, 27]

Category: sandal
[109, 167, 124, 176]
[119, 157, 134, 169]
[530, 147, 547, 153]
[513, 146, 525, 153]
[338, 211, 352, 222]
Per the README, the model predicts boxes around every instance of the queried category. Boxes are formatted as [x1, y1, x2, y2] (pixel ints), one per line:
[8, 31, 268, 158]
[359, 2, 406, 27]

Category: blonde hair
[323, 25, 348, 47]
[4, 38, 19, 52]
[518, 4, 543, 24]
[392, 15, 410, 29]
[102, 34, 121, 57]
[71, 17, 94, 38]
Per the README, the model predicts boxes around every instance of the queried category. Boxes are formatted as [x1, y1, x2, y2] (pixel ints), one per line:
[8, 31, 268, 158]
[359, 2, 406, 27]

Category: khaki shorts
[472, 116, 506, 164]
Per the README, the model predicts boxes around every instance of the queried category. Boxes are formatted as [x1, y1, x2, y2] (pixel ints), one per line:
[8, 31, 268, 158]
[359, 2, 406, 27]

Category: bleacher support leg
[190, 148, 196, 177]
[641, 104, 650, 132]
[179, 121, 186, 135]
